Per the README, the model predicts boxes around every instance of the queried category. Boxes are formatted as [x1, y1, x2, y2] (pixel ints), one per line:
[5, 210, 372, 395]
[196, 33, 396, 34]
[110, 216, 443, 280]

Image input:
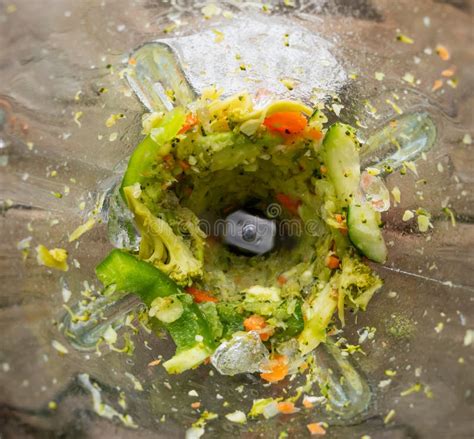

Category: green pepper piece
[95, 249, 181, 306]
[96, 250, 216, 369]
[120, 107, 186, 197]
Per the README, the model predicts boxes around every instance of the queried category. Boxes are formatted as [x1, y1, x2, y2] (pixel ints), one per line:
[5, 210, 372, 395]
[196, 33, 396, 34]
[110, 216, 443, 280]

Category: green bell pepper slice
[96, 250, 215, 372]
[120, 107, 186, 196]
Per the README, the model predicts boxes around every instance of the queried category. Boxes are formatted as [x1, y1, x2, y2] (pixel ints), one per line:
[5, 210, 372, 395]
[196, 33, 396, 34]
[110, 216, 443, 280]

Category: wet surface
[0, 1, 473, 438]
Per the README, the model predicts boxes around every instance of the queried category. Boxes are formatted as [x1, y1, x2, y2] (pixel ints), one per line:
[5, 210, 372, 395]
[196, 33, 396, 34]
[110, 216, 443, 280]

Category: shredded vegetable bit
[464, 329, 474, 347]
[386, 99, 403, 115]
[441, 68, 455, 77]
[73, 111, 83, 127]
[69, 217, 96, 242]
[36, 245, 69, 271]
[402, 73, 415, 84]
[307, 423, 327, 436]
[396, 34, 414, 44]
[435, 44, 450, 61]
[201, 3, 221, 19]
[447, 78, 458, 89]
[403, 160, 418, 175]
[384, 409, 396, 424]
[281, 79, 295, 91]
[391, 187, 401, 206]
[400, 383, 422, 396]
[52, 340, 69, 355]
[432, 79, 443, 91]
[442, 207, 456, 227]
[125, 372, 144, 391]
[417, 214, 431, 232]
[375, 72, 385, 81]
[225, 410, 247, 424]
[212, 29, 224, 43]
[331, 104, 344, 117]
[462, 133, 472, 145]
[402, 210, 414, 222]
[105, 113, 125, 128]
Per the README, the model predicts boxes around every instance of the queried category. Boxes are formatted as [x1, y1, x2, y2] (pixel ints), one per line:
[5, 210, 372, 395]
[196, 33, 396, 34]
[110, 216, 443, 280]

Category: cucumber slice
[347, 203, 387, 263]
[321, 123, 360, 206]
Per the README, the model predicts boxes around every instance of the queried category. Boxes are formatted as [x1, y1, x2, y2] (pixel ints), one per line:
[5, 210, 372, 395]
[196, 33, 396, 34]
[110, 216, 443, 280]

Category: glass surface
[1, 1, 473, 438]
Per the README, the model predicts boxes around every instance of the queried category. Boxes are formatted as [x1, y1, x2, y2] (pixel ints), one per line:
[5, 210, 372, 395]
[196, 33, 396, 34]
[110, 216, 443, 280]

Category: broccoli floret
[339, 255, 383, 311]
[123, 185, 203, 285]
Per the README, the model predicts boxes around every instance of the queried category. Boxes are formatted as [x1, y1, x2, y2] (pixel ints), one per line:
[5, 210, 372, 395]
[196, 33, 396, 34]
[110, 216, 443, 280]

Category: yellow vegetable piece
[69, 217, 96, 242]
[36, 245, 69, 271]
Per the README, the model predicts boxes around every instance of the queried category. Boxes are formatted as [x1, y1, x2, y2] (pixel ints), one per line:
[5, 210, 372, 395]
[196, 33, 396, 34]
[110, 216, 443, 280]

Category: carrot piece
[277, 274, 287, 285]
[326, 255, 340, 270]
[432, 79, 443, 91]
[277, 401, 296, 414]
[243, 315, 274, 341]
[302, 398, 313, 409]
[191, 402, 201, 409]
[307, 423, 326, 435]
[320, 165, 327, 175]
[435, 44, 450, 61]
[185, 286, 218, 303]
[148, 359, 162, 367]
[263, 112, 307, 135]
[260, 354, 289, 383]
[244, 314, 266, 331]
[178, 113, 198, 134]
[307, 128, 323, 140]
[276, 193, 301, 216]
[441, 68, 455, 77]
[178, 160, 191, 171]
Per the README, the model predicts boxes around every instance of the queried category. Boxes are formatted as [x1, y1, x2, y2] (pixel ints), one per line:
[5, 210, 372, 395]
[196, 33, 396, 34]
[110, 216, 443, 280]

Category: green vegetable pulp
[96, 94, 386, 374]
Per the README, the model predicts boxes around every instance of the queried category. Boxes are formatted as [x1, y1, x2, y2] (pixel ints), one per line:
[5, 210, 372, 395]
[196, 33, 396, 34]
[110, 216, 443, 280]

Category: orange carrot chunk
[276, 193, 301, 216]
[263, 112, 307, 135]
[185, 286, 218, 303]
[307, 423, 326, 436]
[307, 128, 323, 140]
[326, 255, 340, 270]
[178, 113, 198, 134]
[277, 401, 296, 414]
[243, 315, 274, 341]
[277, 274, 288, 285]
[435, 44, 450, 61]
[260, 354, 289, 383]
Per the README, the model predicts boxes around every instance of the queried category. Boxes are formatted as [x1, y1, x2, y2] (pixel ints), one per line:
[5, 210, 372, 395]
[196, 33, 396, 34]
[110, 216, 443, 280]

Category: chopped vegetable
[396, 34, 414, 44]
[277, 401, 296, 414]
[69, 217, 96, 242]
[276, 193, 301, 216]
[435, 44, 451, 61]
[186, 286, 218, 303]
[36, 245, 69, 271]
[225, 410, 247, 424]
[260, 354, 289, 382]
[263, 112, 307, 135]
[325, 254, 340, 270]
[307, 423, 326, 435]
[243, 314, 273, 341]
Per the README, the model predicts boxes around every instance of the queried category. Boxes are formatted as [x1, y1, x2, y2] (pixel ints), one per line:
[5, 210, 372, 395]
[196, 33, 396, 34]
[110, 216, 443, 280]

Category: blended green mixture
[96, 88, 386, 380]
